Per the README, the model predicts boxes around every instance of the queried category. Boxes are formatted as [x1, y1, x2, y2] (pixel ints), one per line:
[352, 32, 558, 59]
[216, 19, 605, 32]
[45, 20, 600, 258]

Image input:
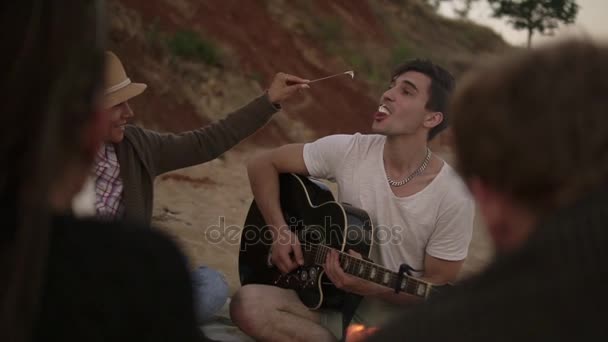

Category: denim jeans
[192, 266, 229, 324]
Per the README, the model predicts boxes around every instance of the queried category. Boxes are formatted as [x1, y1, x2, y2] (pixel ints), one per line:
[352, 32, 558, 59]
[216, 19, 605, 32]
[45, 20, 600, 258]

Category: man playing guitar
[231, 59, 475, 341]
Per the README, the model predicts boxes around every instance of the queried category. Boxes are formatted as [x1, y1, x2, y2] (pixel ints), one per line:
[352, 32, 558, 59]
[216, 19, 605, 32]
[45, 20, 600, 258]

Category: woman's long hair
[0, 1, 105, 341]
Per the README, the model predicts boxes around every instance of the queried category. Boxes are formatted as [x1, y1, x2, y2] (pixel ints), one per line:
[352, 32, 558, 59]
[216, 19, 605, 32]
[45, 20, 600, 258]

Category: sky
[438, 0, 608, 47]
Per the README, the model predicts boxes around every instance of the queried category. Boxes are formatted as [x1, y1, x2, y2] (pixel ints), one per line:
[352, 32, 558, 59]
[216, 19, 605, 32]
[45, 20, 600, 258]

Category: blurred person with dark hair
[0, 1, 210, 341]
[230, 59, 475, 341]
[366, 38, 608, 342]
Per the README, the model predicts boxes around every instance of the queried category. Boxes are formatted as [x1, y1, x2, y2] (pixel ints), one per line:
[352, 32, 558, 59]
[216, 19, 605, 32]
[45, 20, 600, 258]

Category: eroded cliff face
[108, 0, 507, 149]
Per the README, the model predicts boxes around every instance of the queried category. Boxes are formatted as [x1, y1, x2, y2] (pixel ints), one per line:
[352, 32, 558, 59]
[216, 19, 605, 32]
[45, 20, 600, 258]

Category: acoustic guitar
[238, 173, 443, 310]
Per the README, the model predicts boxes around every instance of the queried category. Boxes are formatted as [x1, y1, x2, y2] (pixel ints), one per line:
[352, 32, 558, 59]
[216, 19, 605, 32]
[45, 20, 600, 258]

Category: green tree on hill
[488, 0, 579, 48]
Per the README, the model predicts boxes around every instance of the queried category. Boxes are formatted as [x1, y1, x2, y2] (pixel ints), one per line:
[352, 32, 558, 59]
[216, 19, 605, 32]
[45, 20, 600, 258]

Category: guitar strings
[315, 245, 421, 292]
[303, 242, 428, 290]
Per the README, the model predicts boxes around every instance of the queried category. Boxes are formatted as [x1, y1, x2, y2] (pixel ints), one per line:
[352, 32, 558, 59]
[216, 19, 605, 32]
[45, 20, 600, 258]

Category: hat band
[105, 78, 131, 94]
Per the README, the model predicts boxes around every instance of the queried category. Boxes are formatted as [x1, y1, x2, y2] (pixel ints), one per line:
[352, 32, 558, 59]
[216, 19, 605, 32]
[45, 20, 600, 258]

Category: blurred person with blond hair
[366, 38, 608, 342]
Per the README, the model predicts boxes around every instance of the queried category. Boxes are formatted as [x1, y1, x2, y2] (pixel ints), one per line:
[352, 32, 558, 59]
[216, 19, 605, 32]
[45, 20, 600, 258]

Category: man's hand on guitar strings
[324, 249, 381, 296]
[271, 226, 304, 274]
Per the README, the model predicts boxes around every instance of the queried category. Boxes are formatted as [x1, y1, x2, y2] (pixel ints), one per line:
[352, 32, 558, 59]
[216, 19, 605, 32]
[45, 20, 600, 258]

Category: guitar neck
[307, 244, 434, 299]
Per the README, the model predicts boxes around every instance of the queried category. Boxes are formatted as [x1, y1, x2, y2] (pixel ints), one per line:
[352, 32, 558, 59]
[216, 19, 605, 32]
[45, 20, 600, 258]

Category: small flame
[348, 324, 366, 334]
[345, 324, 378, 342]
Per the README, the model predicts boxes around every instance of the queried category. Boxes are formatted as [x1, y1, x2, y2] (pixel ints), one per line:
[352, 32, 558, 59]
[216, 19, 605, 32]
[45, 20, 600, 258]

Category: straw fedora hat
[104, 51, 147, 109]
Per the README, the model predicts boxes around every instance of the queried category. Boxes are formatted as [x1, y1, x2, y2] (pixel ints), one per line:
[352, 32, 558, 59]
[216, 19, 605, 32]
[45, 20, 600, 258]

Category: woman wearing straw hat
[99, 51, 309, 222]
[97, 50, 310, 324]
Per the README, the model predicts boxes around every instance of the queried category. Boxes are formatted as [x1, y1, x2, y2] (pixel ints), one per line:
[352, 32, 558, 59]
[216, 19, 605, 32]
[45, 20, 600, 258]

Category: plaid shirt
[93, 143, 124, 218]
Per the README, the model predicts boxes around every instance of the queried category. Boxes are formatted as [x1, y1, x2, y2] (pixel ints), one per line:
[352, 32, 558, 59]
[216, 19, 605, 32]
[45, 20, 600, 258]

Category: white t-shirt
[303, 133, 475, 274]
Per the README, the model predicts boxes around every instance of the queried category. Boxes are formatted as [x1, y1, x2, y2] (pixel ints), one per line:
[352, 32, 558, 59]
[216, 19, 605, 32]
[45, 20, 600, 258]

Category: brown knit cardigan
[114, 94, 279, 225]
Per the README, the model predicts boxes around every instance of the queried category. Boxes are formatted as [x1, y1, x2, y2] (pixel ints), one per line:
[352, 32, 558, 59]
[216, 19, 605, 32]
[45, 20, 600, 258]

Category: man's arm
[422, 253, 464, 284]
[325, 189, 474, 305]
[247, 144, 309, 274]
[324, 250, 463, 305]
[137, 73, 309, 176]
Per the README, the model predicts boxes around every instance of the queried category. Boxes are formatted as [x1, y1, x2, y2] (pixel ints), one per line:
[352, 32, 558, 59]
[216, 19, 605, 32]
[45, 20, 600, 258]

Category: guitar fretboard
[305, 244, 432, 298]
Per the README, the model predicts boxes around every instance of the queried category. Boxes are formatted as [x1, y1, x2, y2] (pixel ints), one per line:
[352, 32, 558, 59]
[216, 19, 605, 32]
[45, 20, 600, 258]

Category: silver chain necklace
[386, 148, 432, 187]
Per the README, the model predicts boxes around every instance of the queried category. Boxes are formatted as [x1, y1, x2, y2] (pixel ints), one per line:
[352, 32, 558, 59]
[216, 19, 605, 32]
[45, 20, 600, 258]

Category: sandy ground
[148, 147, 494, 340]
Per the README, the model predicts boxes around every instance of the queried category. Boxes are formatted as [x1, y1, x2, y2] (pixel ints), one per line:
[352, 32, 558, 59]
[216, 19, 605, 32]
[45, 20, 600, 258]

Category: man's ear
[424, 111, 443, 130]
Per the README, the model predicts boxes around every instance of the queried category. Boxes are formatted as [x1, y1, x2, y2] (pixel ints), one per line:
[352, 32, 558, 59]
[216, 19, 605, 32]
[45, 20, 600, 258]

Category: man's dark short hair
[392, 59, 455, 140]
